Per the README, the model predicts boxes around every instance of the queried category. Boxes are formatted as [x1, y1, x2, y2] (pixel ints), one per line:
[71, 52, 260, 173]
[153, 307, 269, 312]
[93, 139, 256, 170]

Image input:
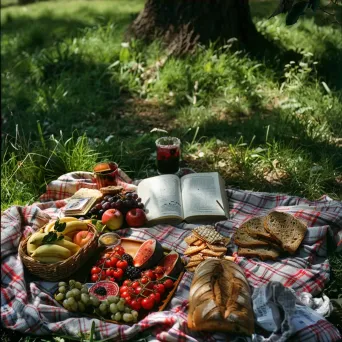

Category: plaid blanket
[1, 171, 341, 342]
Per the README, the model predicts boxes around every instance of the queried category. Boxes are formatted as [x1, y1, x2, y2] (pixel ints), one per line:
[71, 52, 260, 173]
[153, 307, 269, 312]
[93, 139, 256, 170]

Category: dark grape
[108, 197, 114, 203]
[99, 209, 104, 216]
[95, 203, 102, 210]
[103, 202, 111, 210]
[126, 193, 132, 200]
[133, 193, 138, 200]
[104, 196, 110, 201]
[111, 202, 117, 209]
[101, 200, 106, 205]
[138, 203, 144, 209]
[137, 197, 142, 203]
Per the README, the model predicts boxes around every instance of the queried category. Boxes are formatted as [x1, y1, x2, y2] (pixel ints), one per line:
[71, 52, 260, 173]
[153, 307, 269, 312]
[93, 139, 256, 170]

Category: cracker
[193, 225, 227, 244]
[184, 244, 206, 255]
[185, 266, 197, 272]
[201, 249, 225, 257]
[187, 260, 202, 268]
[190, 254, 204, 262]
[184, 234, 199, 245]
[206, 243, 227, 253]
[193, 239, 204, 246]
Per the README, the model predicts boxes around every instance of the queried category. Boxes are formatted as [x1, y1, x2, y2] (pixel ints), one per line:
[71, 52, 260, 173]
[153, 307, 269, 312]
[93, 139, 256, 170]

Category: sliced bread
[237, 246, 280, 260]
[234, 227, 269, 247]
[242, 216, 274, 240]
[263, 211, 307, 254]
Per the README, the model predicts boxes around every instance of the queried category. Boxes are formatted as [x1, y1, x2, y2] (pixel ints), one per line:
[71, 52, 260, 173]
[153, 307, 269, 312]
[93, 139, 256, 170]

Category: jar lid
[93, 162, 118, 174]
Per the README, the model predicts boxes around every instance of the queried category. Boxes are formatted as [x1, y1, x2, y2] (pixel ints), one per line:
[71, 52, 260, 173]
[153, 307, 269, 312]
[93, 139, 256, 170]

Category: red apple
[126, 208, 146, 227]
[73, 231, 94, 247]
[102, 209, 124, 230]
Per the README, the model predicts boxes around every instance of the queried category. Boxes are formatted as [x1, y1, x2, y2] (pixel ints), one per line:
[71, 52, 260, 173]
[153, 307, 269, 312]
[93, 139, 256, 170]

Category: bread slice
[241, 217, 274, 240]
[234, 228, 269, 247]
[263, 211, 307, 254]
[237, 246, 280, 260]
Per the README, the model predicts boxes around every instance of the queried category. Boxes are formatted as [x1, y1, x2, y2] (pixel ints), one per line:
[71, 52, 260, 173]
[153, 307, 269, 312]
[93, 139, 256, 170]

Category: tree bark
[129, 0, 258, 55]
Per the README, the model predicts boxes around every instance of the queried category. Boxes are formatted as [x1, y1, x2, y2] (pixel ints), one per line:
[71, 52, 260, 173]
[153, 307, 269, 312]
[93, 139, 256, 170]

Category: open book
[137, 172, 229, 225]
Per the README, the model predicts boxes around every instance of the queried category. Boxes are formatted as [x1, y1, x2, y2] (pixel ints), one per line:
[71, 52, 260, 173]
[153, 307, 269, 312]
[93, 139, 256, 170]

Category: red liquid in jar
[157, 145, 180, 174]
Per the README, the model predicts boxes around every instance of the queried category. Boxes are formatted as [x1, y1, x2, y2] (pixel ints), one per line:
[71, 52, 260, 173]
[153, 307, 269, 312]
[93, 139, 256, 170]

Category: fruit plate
[58, 237, 185, 324]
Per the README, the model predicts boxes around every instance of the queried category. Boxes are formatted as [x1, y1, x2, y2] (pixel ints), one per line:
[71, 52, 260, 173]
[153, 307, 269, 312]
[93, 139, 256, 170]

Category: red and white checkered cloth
[1, 171, 341, 341]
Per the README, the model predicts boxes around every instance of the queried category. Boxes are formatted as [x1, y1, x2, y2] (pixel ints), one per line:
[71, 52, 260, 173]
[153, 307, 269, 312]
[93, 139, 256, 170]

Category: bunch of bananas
[27, 217, 92, 264]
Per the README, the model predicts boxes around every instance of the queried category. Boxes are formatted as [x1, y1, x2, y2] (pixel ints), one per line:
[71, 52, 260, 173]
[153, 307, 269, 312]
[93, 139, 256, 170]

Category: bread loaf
[237, 246, 280, 260]
[188, 259, 254, 335]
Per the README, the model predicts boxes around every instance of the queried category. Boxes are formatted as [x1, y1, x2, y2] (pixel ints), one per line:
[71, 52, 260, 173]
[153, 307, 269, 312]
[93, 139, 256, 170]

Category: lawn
[1, 0, 342, 339]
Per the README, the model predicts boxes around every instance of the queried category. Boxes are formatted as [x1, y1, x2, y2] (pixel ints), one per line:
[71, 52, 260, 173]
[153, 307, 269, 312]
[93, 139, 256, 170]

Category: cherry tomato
[121, 291, 129, 298]
[131, 281, 140, 289]
[154, 266, 164, 274]
[154, 292, 161, 303]
[145, 270, 156, 280]
[100, 272, 107, 280]
[146, 282, 154, 290]
[153, 283, 165, 295]
[105, 268, 114, 277]
[116, 260, 128, 270]
[104, 258, 112, 268]
[110, 256, 119, 268]
[141, 297, 155, 310]
[130, 299, 141, 311]
[109, 277, 115, 282]
[113, 268, 124, 280]
[127, 287, 135, 295]
[114, 246, 125, 256]
[155, 273, 163, 280]
[120, 285, 128, 294]
[135, 286, 142, 295]
[91, 274, 99, 282]
[125, 297, 132, 306]
[123, 279, 132, 286]
[163, 279, 174, 289]
[140, 276, 149, 284]
[91, 266, 101, 275]
[136, 297, 143, 305]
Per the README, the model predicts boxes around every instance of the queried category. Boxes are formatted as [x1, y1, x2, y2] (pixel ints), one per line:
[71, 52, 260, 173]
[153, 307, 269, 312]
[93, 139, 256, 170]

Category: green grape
[75, 282, 82, 289]
[66, 291, 74, 299]
[131, 310, 139, 319]
[109, 303, 118, 314]
[59, 286, 67, 294]
[69, 280, 76, 287]
[55, 293, 64, 301]
[119, 298, 126, 304]
[81, 293, 90, 305]
[124, 307, 131, 313]
[111, 314, 116, 321]
[67, 297, 76, 306]
[72, 288, 81, 300]
[81, 286, 88, 294]
[123, 313, 133, 323]
[90, 296, 100, 307]
[62, 299, 70, 310]
[78, 301, 85, 312]
[117, 302, 125, 312]
[70, 301, 78, 312]
[114, 312, 122, 321]
[58, 282, 67, 287]
[108, 296, 119, 304]
[99, 303, 108, 313]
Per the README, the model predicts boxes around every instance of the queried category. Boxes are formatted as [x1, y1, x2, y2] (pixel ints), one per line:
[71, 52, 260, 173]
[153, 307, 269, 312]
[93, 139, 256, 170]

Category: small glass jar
[93, 162, 119, 189]
[155, 137, 181, 174]
[98, 233, 121, 249]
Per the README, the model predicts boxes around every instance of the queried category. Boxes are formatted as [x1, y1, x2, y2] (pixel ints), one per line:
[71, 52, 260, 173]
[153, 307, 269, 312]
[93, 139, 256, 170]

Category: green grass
[1, 2, 341, 338]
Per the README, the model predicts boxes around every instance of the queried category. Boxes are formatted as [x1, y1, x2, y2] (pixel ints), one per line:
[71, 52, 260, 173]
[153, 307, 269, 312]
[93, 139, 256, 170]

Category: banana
[27, 232, 48, 255]
[82, 219, 92, 224]
[62, 221, 89, 235]
[64, 235, 72, 242]
[53, 239, 80, 255]
[45, 217, 80, 232]
[33, 256, 66, 264]
[31, 244, 71, 259]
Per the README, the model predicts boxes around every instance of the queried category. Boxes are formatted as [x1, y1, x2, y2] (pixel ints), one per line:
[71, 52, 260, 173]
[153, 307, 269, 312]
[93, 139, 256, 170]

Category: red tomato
[131, 281, 140, 289]
[140, 276, 149, 284]
[91, 266, 101, 275]
[105, 268, 114, 277]
[135, 286, 142, 295]
[104, 258, 112, 268]
[121, 291, 129, 298]
[127, 287, 135, 295]
[113, 268, 124, 280]
[109, 277, 115, 282]
[125, 297, 132, 306]
[145, 270, 156, 280]
[120, 286, 128, 294]
[153, 283, 165, 295]
[130, 299, 141, 311]
[116, 260, 128, 270]
[123, 279, 131, 286]
[91, 274, 99, 282]
[163, 279, 174, 289]
[155, 273, 163, 280]
[145, 282, 154, 290]
[114, 246, 125, 256]
[100, 272, 107, 280]
[154, 292, 161, 303]
[110, 257, 119, 268]
[141, 297, 155, 310]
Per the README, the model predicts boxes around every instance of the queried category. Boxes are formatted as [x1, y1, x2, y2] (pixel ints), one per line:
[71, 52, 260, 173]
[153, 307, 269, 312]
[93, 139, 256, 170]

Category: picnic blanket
[1, 170, 342, 342]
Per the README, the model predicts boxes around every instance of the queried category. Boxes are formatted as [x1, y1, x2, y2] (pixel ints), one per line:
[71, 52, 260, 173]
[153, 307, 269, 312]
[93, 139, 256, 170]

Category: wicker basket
[19, 223, 98, 281]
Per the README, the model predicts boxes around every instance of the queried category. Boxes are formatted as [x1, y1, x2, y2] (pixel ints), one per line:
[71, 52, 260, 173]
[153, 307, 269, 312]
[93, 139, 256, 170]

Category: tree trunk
[129, 0, 258, 55]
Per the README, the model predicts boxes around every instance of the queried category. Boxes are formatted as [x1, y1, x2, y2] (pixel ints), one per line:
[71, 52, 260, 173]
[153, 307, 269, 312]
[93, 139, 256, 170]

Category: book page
[65, 197, 90, 211]
[137, 175, 183, 222]
[181, 172, 228, 220]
